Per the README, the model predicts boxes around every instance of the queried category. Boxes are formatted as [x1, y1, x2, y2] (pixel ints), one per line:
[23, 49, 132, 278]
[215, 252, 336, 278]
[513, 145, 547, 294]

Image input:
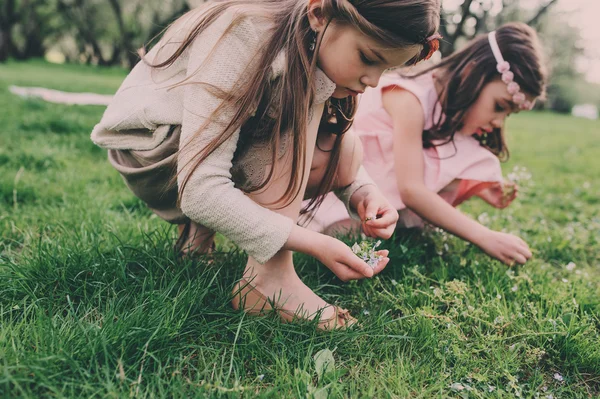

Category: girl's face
[312, 22, 421, 99]
[460, 79, 536, 136]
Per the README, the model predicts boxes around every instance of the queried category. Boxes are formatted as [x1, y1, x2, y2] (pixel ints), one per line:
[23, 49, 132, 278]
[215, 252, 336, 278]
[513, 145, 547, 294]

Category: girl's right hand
[478, 181, 518, 209]
[314, 236, 390, 282]
[476, 230, 532, 266]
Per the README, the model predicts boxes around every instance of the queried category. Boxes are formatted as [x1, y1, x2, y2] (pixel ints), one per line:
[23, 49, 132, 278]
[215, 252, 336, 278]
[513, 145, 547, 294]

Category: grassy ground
[1, 61, 599, 398]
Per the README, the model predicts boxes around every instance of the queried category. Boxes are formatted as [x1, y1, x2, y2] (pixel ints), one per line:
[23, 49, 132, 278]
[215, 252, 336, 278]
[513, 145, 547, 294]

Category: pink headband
[488, 31, 535, 111]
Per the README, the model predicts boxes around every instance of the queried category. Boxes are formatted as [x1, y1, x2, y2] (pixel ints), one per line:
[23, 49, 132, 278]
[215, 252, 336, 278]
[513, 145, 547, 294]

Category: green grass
[1, 61, 599, 398]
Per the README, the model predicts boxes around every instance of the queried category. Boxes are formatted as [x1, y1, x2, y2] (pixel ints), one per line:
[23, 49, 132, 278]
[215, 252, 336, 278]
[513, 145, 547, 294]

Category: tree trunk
[0, 0, 17, 61]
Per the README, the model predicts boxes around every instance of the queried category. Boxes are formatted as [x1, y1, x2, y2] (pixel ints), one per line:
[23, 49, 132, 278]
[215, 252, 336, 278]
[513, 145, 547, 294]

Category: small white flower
[512, 285, 518, 292]
[488, 385, 496, 392]
[553, 373, 563, 382]
[478, 212, 490, 224]
[450, 383, 465, 391]
[363, 309, 370, 316]
[565, 262, 576, 271]
[391, 279, 398, 286]
[562, 278, 569, 283]
[258, 374, 265, 381]
[497, 294, 502, 300]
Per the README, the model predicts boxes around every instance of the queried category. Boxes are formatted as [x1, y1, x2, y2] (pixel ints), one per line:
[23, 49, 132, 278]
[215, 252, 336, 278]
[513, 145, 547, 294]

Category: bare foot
[176, 222, 215, 257]
[240, 254, 337, 321]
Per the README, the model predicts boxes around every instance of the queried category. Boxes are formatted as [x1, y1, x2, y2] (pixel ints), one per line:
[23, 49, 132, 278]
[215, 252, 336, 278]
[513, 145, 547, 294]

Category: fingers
[502, 242, 532, 266]
[372, 250, 390, 275]
[362, 208, 397, 239]
[365, 208, 397, 228]
[361, 223, 376, 238]
[345, 255, 374, 278]
[363, 200, 380, 224]
[515, 236, 532, 258]
[336, 249, 390, 281]
[513, 253, 528, 265]
[337, 266, 369, 281]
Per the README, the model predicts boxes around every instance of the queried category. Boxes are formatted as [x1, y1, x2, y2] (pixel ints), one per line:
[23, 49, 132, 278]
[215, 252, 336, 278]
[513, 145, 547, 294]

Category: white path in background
[9, 86, 113, 106]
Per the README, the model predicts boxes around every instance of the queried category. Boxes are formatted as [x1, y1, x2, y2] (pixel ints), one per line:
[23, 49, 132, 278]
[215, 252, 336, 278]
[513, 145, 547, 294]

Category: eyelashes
[359, 51, 376, 66]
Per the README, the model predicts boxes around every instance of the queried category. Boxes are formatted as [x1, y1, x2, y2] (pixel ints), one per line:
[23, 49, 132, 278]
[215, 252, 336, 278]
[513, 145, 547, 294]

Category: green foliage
[1, 62, 599, 398]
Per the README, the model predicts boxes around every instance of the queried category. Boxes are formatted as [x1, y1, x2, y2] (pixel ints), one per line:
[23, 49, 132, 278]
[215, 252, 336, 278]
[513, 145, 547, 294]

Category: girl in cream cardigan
[92, 0, 440, 330]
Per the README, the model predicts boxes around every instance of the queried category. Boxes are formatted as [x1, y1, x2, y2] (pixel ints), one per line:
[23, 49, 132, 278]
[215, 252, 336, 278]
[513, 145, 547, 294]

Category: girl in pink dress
[309, 22, 547, 266]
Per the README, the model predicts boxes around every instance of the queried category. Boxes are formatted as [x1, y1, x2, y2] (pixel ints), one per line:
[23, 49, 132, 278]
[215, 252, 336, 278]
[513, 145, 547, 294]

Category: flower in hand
[351, 239, 384, 269]
[352, 185, 399, 239]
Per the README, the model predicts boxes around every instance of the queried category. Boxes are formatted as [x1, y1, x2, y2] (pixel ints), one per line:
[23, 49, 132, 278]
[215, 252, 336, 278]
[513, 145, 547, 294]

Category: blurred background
[1, 0, 599, 117]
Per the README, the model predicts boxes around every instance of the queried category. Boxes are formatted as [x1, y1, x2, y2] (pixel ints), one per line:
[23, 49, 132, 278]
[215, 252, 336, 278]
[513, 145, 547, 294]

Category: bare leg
[240, 104, 338, 320]
[307, 130, 364, 237]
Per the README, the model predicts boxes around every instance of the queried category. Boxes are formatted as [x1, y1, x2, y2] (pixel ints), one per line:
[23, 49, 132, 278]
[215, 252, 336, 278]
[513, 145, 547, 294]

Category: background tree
[439, 0, 559, 56]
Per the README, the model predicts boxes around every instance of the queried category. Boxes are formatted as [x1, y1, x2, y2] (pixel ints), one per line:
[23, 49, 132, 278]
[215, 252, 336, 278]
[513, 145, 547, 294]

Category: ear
[307, 0, 327, 32]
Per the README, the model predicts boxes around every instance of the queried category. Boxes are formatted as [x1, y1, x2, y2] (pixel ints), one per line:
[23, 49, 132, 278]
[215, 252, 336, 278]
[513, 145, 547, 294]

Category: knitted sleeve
[177, 12, 294, 264]
[333, 166, 376, 220]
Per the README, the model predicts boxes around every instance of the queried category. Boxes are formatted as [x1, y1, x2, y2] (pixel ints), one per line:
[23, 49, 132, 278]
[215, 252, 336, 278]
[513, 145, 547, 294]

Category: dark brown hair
[144, 0, 440, 210]
[409, 22, 547, 161]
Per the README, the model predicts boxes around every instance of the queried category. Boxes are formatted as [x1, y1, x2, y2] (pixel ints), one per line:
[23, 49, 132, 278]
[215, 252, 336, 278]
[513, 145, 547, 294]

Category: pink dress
[307, 72, 504, 231]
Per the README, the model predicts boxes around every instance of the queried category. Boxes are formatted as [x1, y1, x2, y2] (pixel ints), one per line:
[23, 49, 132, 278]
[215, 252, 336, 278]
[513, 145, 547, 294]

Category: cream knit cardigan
[91, 8, 374, 263]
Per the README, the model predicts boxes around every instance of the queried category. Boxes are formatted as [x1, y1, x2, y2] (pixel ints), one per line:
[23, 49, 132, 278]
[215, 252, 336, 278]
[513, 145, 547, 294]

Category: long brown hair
[408, 22, 547, 161]
[144, 0, 440, 209]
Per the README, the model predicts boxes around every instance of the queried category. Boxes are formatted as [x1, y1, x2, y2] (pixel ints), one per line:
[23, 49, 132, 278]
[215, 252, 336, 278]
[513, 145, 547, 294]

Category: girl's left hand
[351, 185, 398, 239]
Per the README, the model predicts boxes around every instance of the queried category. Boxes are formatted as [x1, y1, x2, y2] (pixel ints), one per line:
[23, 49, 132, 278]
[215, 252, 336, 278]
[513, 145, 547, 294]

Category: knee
[336, 131, 363, 189]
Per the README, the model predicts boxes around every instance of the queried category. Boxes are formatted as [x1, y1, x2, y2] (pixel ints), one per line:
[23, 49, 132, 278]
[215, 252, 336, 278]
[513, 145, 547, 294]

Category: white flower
[478, 212, 490, 224]
[450, 383, 465, 391]
[565, 262, 576, 271]
[553, 373, 563, 382]
[512, 285, 518, 292]
[562, 278, 569, 283]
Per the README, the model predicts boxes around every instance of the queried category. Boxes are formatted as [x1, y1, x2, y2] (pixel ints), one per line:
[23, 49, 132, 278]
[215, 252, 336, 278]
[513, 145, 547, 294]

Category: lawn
[1, 61, 599, 398]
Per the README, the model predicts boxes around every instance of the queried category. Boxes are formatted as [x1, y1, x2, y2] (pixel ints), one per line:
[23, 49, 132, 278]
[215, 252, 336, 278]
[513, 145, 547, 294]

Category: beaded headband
[488, 31, 535, 111]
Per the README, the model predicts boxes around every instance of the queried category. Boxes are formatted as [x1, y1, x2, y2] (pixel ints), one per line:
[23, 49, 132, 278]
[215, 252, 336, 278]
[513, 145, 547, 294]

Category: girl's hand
[478, 181, 518, 209]
[476, 230, 532, 266]
[314, 236, 390, 282]
[351, 185, 398, 239]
